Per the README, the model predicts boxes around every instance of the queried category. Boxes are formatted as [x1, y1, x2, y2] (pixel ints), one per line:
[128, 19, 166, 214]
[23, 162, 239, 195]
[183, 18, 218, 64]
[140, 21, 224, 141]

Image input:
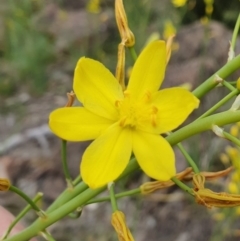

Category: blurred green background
[0, 0, 238, 98]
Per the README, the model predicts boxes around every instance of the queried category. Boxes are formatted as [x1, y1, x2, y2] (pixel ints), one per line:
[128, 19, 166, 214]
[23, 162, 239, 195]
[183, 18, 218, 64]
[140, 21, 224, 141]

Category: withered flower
[115, 0, 135, 47]
[140, 167, 192, 195]
[182, 166, 233, 182]
[193, 174, 240, 208]
[65, 91, 75, 107]
[111, 211, 135, 241]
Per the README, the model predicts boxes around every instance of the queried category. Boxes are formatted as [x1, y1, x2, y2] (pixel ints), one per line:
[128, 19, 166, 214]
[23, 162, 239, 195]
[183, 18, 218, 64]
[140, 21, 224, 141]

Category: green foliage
[2, 0, 54, 95]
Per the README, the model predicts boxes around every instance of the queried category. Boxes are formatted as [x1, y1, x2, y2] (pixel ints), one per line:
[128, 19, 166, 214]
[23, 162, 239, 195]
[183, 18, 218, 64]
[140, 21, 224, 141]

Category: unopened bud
[115, 0, 135, 47]
[0, 178, 11, 191]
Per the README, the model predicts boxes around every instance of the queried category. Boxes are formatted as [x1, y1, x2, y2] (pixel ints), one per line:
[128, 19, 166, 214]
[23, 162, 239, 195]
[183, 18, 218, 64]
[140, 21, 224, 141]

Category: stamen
[144, 91, 152, 103]
[123, 90, 130, 97]
[119, 117, 127, 127]
[115, 100, 121, 108]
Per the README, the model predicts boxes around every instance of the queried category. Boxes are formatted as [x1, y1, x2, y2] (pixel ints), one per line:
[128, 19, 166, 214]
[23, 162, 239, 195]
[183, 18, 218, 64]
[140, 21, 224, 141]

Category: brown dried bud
[192, 173, 240, 208]
[140, 167, 192, 195]
[65, 91, 75, 107]
[111, 211, 135, 241]
[115, 0, 135, 47]
[116, 43, 126, 90]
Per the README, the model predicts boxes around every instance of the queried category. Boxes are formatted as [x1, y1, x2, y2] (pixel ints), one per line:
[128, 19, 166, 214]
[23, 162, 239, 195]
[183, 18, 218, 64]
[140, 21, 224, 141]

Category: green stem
[46, 182, 88, 213]
[2, 193, 43, 240]
[196, 89, 239, 119]
[61, 140, 73, 188]
[72, 175, 82, 186]
[6, 160, 139, 241]
[166, 110, 240, 145]
[171, 177, 193, 195]
[192, 54, 240, 98]
[86, 188, 140, 205]
[177, 143, 200, 173]
[231, 13, 240, 52]
[6, 109, 240, 241]
[9, 186, 45, 217]
[222, 80, 236, 92]
[109, 183, 118, 212]
[223, 130, 240, 147]
[128, 46, 138, 61]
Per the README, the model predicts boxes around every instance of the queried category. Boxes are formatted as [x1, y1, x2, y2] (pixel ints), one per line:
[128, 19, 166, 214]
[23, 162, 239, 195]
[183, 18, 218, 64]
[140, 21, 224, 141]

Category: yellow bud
[163, 20, 176, 40]
[228, 182, 239, 194]
[230, 125, 239, 137]
[115, 0, 135, 47]
[0, 178, 11, 191]
[236, 207, 240, 215]
[205, 5, 213, 15]
[219, 153, 229, 165]
[171, 0, 187, 7]
[212, 212, 225, 221]
[86, 0, 101, 13]
[111, 211, 135, 241]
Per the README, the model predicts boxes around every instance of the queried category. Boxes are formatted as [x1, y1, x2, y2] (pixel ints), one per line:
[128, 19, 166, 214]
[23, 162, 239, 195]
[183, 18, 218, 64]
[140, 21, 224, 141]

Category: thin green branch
[193, 54, 240, 98]
[171, 177, 194, 195]
[196, 89, 239, 119]
[61, 140, 73, 188]
[177, 143, 200, 173]
[9, 186, 45, 218]
[86, 188, 141, 205]
[2, 193, 43, 240]
[222, 80, 237, 92]
[128, 46, 138, 61]
[109, 183, 118, 212]
[223, 131, 240, 147]
[231, 13, 240, 52]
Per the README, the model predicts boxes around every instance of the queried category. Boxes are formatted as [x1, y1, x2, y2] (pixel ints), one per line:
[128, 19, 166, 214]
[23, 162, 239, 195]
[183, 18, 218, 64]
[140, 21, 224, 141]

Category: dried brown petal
[140, 167, 192, 195]
[111, 211, 135, 241]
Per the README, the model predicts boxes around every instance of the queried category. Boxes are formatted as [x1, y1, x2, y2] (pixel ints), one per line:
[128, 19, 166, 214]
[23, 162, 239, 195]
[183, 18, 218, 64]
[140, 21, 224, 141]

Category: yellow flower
[49, 41, 199, 189]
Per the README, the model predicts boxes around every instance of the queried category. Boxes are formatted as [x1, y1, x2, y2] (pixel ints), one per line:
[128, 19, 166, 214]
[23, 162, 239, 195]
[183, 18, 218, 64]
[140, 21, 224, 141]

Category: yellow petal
[133, 131, 176, 181]
[81, 124, 132, 189]
[49, 107, 113, 141]
[127, 41, 166, 100]
[74, 57, 124, 120]
[152, 87, 199, 134]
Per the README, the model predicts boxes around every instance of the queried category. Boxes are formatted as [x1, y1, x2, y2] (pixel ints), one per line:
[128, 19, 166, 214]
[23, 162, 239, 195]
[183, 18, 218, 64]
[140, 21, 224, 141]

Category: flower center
[116, 91, 158, 129]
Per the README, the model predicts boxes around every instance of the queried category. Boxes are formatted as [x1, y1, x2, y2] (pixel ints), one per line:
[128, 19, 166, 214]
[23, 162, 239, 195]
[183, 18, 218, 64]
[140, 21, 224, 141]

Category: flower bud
[0, 178, 11, 191]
